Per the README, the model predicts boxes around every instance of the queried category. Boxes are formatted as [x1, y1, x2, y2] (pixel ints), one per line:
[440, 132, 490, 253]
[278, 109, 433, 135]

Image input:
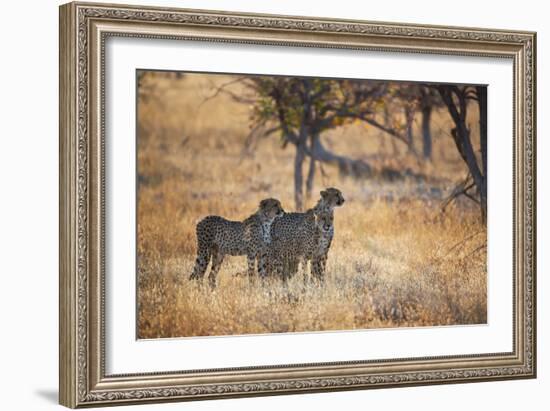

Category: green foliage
[243, 76, 438, 146]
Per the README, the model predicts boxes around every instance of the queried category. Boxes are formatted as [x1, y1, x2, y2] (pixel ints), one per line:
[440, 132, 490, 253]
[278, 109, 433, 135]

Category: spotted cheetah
[310, 210, 334, 281]
[270, 207, 334, 282]
[269, 188, 344, 281]
[189, 198, 284, 287]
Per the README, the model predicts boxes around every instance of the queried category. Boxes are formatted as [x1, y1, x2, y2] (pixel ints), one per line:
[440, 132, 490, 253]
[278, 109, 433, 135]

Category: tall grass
[136, 71, 487, 339]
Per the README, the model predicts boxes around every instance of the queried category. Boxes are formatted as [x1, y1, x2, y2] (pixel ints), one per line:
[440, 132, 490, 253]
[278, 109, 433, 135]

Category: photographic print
[136, 71, 488, 339]
[59, 5, 536, 405]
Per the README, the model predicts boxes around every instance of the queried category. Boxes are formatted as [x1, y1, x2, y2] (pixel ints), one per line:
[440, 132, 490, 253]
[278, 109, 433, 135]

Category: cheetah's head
[320, 187, 345, 209]
[313, 209, 334, 233]
[258, 198, 285, 221]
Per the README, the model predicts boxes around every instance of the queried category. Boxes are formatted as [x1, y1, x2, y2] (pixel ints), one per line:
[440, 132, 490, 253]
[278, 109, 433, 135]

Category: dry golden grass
[137, 71, 487, 339]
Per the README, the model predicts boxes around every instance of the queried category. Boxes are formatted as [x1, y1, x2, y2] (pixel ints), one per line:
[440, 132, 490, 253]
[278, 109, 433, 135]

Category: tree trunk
[294, 140, 306, 211]
[305, 135, 317, 200]
[384, 106, 399, 156]
[405, 106, 414, 152]
[477, 86, 488, 222]
[460, 127, 486, 221]
[295, 79, 314, 211]
[310, 136, 371, 177]
[421, 105, 433, 160]
[438, 86, 487, 223]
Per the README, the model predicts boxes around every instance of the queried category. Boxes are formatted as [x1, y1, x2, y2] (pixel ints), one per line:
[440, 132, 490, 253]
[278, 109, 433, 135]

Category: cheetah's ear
[259, 199, 270, 209]
[320, 190, 328, 198]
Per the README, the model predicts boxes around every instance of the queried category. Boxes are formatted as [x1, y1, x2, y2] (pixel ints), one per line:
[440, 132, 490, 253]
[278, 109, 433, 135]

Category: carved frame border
[59, 1, 536, 408]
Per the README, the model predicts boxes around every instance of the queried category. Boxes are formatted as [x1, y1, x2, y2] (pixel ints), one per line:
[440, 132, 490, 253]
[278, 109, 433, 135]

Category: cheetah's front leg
[311, 258, 325, 284]
[246, 254, 257, 282]
[257, 250, 270, 280]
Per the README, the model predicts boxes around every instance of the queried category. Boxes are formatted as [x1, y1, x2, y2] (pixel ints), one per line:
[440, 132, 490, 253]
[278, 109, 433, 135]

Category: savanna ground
[137, 72, 487, 339]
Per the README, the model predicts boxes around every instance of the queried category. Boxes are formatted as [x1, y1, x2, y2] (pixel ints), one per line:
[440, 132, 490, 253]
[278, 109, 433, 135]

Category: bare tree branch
[198, 77, 250, 107]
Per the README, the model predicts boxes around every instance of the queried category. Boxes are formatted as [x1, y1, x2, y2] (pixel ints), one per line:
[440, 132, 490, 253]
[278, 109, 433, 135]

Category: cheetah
[270, 207, 334, 282]
[310, 210, 334, 281]
[188, 198, 284, 287]
[269, 188, 344, 281]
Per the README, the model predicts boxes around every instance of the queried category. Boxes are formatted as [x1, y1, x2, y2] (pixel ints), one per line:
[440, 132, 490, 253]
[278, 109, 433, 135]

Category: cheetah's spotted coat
[189, 198, 284, 287]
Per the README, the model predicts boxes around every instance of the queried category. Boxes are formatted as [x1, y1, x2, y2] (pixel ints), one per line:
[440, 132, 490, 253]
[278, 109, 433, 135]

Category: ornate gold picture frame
[59, 1, 536, 408]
